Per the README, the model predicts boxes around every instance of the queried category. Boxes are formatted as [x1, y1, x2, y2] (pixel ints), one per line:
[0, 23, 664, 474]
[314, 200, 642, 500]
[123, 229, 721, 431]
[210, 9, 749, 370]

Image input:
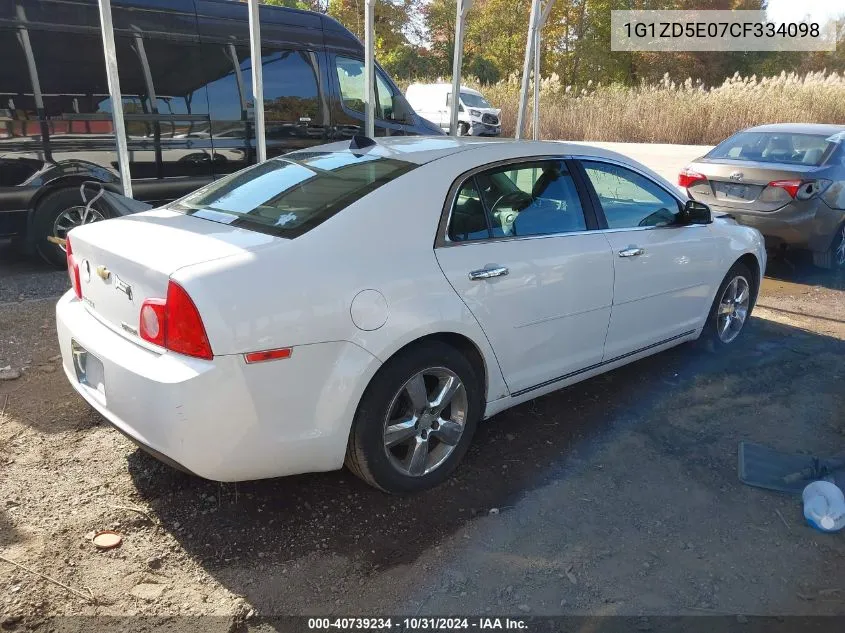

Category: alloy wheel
[382, 367, 468, 477]
[716, 275, 750, 343]
[53, 205, 106, 252]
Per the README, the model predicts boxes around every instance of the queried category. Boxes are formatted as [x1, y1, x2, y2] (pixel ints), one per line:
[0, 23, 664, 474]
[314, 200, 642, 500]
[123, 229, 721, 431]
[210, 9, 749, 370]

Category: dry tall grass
[462, 71, 845, 144]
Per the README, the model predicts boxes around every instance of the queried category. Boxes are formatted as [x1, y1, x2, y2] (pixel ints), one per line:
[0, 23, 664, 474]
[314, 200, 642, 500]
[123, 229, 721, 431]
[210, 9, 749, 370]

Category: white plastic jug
[802, 481, 845, 533]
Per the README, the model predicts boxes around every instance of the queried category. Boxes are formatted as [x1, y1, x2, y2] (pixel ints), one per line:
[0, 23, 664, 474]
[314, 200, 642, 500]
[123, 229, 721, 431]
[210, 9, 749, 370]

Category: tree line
[260, 0, 845, 89]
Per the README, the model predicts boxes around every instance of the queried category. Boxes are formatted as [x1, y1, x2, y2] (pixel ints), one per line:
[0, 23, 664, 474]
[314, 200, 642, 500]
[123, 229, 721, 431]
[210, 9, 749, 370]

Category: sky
[765, 0, 845, 25]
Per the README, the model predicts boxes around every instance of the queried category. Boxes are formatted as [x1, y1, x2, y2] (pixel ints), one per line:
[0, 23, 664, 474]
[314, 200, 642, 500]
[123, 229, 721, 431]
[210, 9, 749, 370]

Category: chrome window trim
[440, 229, 599, 248]
[598, 224, 707, 234]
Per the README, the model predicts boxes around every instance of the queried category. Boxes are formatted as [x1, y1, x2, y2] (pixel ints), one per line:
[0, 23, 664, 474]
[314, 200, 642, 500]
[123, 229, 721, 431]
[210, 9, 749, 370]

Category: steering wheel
[490, 190, 533, 214]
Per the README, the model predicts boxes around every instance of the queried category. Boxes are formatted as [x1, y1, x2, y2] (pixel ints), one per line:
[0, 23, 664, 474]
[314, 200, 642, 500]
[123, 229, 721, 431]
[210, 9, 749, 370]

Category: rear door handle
[468, 266, 509, 281]
[618, 247, 644, 258]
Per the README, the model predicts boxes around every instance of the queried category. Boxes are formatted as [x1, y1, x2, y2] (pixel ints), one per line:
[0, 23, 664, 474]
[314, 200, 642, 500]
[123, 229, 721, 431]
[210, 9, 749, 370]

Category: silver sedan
[679, 123, 845, 270]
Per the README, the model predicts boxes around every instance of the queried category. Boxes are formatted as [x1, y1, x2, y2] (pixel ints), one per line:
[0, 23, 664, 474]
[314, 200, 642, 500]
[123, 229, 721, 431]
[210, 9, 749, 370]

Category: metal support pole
[515, 0, 540, 140]
[131, 29, 163, 178]
[97, 0, 132, 197]
[247, 0, 266, 162]
[16, 5, 52, 163]
[449, 0, 473, 136]
[532, 28, 540, 140]
[364, 0, 376, 138]
[532, 0, 555, 140]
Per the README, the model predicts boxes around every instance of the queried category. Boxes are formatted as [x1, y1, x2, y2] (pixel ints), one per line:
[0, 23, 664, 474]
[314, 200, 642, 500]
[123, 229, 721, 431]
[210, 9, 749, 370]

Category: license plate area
[71, 340, 106, 404]
[714, 181, 755, 201]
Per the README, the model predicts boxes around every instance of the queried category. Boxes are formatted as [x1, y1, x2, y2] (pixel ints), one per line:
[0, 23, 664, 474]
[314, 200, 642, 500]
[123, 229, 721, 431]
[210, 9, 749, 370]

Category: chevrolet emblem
[96, 265, 111, 281]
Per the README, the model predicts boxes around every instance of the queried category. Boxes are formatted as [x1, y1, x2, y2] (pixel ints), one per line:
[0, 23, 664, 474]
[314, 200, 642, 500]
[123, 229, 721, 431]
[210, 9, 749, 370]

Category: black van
[0, 0, 442, 266]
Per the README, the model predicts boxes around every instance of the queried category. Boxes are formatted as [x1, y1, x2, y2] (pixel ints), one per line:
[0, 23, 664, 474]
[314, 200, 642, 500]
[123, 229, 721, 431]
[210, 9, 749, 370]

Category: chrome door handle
[468, 266, 509, 281]
[618, 247, 644, 258]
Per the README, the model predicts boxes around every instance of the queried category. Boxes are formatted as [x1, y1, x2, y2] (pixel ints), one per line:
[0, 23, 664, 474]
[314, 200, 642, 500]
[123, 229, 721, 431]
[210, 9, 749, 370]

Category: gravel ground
[0, 240, 69, 305]
[1, 243, 844, 631]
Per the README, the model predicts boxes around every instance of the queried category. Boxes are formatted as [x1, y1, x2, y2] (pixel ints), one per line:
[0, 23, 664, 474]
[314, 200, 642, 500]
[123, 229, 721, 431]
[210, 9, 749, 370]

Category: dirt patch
[1, 261, 844, 628]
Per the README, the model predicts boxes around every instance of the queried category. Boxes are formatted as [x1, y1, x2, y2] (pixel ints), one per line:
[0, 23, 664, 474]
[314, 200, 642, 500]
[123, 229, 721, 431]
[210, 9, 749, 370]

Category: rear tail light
[678, 167, 707, 189]
[165, 281, 212, 359]
[767, 179, 802, 199]
[66, 236, 82, 299]
[764, 179, 832, 202]
[139, 281, 213, 360]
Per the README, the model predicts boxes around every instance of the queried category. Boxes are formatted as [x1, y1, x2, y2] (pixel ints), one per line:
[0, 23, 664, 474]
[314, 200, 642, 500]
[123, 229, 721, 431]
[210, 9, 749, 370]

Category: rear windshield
[706, 131, 836, 166]
[171, 152, 417, 238]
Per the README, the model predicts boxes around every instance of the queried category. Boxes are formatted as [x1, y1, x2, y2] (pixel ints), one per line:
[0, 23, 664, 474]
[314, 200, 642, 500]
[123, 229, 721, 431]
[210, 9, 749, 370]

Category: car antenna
[350, 135, 376, 151]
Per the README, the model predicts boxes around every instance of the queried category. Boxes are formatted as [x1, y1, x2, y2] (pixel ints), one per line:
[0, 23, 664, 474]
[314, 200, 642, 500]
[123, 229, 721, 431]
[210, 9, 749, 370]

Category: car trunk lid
[68, 209, 279, 345]
[686, 159, 821, 211]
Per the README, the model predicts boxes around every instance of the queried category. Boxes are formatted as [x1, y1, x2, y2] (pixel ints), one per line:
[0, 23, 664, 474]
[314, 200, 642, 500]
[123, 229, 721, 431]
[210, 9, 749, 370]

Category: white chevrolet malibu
[57, 137, 766, 493]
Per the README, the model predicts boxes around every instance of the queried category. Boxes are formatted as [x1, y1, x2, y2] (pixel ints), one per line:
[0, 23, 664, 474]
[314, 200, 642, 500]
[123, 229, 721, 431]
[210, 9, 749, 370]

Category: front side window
[581, 161, 680, 229]
[375, 72, 395, 121]
[171, 151, 416, 238]
[446, 93, 463, 112]
[460, 92, 491, 108]
[447, 160, 588, 241]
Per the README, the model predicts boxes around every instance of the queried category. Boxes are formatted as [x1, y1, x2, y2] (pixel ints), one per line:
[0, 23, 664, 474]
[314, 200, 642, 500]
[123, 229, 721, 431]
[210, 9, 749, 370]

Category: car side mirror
[681, 199, 712, 225]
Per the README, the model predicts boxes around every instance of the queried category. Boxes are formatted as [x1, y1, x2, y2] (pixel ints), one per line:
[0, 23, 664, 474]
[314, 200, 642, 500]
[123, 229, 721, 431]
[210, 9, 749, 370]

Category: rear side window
[202, 46, 324, 130]
[171, 152, 416, 238]
[449, 180, 489, 242]
[1, 28, 145, 121]
[447, 160, 587, 241]
[262, 50, 322, 125]
[707, 131, 835, 166]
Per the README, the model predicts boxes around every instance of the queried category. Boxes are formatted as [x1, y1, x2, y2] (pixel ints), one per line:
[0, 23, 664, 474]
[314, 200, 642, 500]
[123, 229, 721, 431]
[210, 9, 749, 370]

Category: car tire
[345, 341, 482, 494]
[457, 122, 469, 137]
[33, 187, 109, 268]
[812, 223, 845, 271]
[700, 262, 756, 351]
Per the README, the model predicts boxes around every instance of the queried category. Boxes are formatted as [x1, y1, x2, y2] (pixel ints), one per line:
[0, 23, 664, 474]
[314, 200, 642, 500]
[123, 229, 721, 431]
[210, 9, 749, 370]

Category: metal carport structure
[93, 0, 553, 199]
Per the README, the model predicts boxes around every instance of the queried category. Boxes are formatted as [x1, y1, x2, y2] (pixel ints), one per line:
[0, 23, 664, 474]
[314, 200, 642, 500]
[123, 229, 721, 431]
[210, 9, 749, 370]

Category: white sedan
[57, 137, 766, 493]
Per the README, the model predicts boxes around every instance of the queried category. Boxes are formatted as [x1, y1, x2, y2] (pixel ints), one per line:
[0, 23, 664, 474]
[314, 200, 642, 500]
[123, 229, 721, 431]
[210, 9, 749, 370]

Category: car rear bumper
[56, 291, 381, 481]
[707, 198, 844, 253]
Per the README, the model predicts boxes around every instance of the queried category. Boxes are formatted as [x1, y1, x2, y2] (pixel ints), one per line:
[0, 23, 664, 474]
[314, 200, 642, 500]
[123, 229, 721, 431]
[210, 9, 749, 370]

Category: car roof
[293, 136, 644, 167]
[742, 123, 845, 136]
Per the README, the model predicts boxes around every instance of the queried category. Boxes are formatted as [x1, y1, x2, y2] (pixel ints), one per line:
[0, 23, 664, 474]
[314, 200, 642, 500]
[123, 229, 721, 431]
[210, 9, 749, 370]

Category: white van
[405, 84, 501, 136]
